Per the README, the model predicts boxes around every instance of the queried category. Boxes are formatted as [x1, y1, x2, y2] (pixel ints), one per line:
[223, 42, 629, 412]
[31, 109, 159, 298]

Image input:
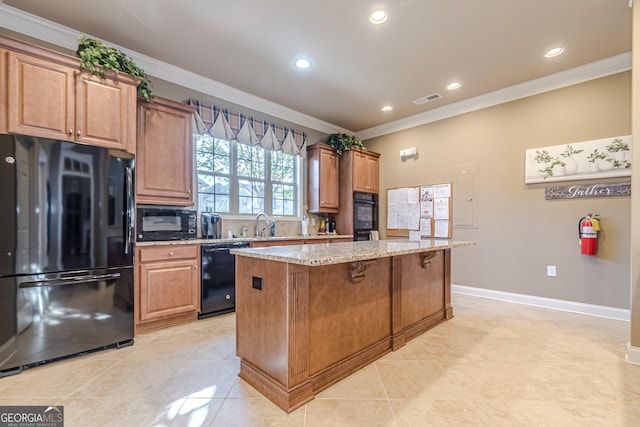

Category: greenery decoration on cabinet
[76, 34, 155, 102]
[325, 133, 366, 155]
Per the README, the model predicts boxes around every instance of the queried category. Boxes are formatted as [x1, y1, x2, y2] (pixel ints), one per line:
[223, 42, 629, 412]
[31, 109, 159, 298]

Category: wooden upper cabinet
[75, 72, 136, 151]
[4, 48, 137, 153]
[6, 51, 74, 141]
[352, 149, 380, 193]
[307, 143, 339, 213]
[136, 97, 195, 206]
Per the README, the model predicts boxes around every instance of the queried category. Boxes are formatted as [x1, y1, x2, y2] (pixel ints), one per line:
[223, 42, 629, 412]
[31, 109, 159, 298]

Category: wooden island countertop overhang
[230, 239, 475, 412]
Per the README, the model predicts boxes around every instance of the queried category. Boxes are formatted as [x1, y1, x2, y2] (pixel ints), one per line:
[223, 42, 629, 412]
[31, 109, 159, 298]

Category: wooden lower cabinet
[135, 244, 200, 334]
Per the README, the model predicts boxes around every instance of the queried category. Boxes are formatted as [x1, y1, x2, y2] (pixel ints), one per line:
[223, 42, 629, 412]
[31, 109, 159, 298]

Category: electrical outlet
[547, 265, 557, 277]
[252, 276, 263, 291]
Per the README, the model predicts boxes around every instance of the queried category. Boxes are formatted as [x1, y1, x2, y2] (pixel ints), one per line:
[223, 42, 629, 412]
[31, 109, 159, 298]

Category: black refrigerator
[0, 134, 135, 376]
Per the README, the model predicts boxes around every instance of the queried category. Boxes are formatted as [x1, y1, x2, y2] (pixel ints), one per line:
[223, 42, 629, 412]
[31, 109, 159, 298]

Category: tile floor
[1, 293, 639, 426]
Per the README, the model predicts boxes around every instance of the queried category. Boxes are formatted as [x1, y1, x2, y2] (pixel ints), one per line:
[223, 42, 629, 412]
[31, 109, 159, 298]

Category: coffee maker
[327, 215, 336, 233]
[201, 213, 222, 239]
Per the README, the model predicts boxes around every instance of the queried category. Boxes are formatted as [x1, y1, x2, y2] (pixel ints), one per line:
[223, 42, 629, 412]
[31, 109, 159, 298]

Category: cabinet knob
[68, 129, 73, 135]
[168, 252, 174, 256]
[77, 130, 81, 136]
[186, 189, 191, 194]
[225, 295, 231, 300]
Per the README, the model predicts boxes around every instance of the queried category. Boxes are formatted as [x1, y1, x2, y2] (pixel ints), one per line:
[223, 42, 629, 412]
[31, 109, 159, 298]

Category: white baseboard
[451, 284, 630, 321]
[627, 344, 640, 366]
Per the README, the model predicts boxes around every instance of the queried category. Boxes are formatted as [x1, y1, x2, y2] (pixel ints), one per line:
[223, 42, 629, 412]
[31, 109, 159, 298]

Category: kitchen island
[231, 239, 475, 412]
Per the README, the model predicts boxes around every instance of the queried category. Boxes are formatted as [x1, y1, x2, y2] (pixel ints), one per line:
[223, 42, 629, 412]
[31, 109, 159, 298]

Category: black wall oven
[353, 192, 378, 241]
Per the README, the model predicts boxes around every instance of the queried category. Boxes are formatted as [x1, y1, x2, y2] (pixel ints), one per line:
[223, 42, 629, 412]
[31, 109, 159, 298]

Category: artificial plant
[76, 34, 155, 102]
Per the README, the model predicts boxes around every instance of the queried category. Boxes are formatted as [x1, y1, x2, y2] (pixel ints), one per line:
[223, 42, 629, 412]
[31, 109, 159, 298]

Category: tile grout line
[373, 361, 398, 424]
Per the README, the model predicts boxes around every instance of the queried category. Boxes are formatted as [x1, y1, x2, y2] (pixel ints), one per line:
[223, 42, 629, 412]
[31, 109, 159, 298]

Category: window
[196, 134, 300, 216]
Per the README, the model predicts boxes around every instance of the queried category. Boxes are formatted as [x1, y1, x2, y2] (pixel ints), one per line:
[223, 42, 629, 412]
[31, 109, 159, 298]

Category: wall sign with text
[545, 182, 630, 200]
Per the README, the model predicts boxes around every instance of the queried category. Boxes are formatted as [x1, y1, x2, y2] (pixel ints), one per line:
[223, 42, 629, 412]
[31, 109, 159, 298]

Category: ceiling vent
[412, 93, 442, 105]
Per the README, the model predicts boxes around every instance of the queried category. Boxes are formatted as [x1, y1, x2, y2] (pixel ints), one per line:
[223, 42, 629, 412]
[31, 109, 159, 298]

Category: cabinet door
[139, 258, 199, 321]
[137, 98, 195, 205]
[353, 151, 379, 193]
[6, 51, 74, 140]
[319, 148, 339, 210]
[307, 143, 339, 213]
[352, 151, 369, 192]
[365, 155, 379, 193]
[75, 73, 136, 152]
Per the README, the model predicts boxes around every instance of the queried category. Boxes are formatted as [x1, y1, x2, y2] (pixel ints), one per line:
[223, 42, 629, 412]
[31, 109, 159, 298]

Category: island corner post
[232, 241, 472, 412]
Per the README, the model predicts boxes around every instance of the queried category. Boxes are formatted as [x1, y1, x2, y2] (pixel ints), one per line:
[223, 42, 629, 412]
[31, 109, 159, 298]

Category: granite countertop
[230, 239, 476, 266]
[135, 234, 353, 247]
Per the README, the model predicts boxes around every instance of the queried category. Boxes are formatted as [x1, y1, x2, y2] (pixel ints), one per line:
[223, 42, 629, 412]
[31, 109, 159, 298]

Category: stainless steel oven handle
[19, 272, 122, 289]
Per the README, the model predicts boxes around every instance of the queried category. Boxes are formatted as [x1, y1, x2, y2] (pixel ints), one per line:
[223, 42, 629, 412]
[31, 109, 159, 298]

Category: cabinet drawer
[138, 244, 198, 262]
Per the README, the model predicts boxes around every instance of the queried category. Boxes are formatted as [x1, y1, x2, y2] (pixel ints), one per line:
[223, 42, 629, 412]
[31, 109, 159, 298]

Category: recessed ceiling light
[447, 82, 462, 91]
[294, 58, 312, 69]
[381, 105, 393, 112]
[370, 10, 387, 24]
[545, 47, 564, 58]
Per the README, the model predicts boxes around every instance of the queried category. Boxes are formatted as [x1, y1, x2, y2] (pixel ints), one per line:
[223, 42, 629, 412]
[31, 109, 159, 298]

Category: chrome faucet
[255, 212, 269, 237]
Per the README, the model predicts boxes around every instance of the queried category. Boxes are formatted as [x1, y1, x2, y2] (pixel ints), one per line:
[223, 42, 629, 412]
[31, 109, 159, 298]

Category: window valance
[188, 99, 307, 156]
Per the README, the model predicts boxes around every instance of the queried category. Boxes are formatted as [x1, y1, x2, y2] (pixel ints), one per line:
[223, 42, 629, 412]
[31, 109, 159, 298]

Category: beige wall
[630, 4, 640, 352]
[366, 72, 631, 309]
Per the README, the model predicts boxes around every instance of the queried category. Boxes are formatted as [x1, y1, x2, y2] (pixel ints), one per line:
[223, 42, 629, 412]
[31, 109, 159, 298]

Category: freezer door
[0, 266, 134, 375]
[0, 135, 135, 276]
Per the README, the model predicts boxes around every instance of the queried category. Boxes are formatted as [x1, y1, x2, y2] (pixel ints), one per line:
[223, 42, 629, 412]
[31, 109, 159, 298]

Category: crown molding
[0, 4, 350, 135]
[0, 4, 631, 140]
[357, 53, 632, 140]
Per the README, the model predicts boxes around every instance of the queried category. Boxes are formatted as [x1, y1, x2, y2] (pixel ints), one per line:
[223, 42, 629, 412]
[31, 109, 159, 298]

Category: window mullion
[230, 140, 239, 213]
[265, 150, 272, 215]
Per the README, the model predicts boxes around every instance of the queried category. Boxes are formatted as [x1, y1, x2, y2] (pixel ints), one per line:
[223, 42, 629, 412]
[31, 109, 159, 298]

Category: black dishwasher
[199, 242, 249, 319]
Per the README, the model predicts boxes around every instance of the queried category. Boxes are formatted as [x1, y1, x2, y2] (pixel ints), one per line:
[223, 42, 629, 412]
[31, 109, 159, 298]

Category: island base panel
[239, 359, 314, 413]
[239, 337, 392, 413]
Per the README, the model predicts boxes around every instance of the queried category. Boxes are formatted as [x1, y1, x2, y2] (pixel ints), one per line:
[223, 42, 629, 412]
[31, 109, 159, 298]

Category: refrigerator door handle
[19, 272, 122, 289]
[124, 166, 134, 255]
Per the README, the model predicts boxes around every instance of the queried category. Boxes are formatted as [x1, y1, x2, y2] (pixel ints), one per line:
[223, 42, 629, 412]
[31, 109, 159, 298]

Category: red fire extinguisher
[578, 214, 599, 256]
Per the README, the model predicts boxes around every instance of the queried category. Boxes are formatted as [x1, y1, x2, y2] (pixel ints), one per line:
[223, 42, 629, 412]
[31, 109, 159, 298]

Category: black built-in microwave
[136, 206, 197, 241]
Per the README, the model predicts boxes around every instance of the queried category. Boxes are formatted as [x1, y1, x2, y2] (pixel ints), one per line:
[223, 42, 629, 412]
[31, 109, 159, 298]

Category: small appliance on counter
[201, 213, 222, 239]
[327, 216, 337, 233]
